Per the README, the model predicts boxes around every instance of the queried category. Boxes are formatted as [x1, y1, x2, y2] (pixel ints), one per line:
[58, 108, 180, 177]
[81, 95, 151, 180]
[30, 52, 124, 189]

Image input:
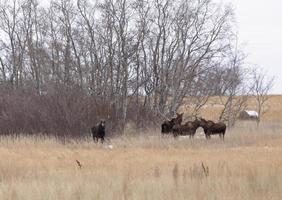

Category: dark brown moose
[91, 120, 106, 143]
[161, 113, 183, 135]
[198, 118, 226, 140]
[172, 118, 201, 138]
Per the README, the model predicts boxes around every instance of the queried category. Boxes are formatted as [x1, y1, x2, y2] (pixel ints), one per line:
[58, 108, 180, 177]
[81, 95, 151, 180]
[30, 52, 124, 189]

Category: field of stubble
[0, 121, 282, 200]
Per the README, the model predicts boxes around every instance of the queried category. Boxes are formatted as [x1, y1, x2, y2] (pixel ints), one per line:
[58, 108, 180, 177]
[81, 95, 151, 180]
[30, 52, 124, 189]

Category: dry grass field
[0, 96, 282, 200]
[181, 95, 282, 122]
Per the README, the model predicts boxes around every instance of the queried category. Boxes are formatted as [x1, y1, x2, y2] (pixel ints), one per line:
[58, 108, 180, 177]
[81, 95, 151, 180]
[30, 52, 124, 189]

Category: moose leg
[162, 132, 168, 137]
[189, 132, 194, 139]
[161, 125, 165, 136]
[222, 132, 225, 141]
[188, 131, 192, 139]
[172, 127, 179, 138]
[191, 131, 196, 139]
[218, 132, 224, 140]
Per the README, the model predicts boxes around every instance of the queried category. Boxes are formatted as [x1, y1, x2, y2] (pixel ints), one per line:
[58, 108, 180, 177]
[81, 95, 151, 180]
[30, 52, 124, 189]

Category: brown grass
[0, 121, 282, 199]
[1, 95, 281, 199]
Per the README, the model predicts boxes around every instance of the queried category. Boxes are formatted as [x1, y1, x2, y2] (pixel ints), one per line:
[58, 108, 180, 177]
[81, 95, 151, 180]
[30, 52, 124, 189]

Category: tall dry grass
[0, 121, 281, 199]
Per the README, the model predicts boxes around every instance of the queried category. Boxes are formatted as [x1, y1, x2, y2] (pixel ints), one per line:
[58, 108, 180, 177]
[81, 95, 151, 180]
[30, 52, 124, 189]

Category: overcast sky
[227, 0, 282, 94]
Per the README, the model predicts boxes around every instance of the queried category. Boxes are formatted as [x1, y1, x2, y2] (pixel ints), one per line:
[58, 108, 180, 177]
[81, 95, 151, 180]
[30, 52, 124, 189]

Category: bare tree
[251, 68, 274, 126]
[0, 0, 21, 87]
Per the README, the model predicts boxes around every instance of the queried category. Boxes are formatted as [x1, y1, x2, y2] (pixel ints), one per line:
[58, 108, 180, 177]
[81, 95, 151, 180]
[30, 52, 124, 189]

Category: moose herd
[161, 113, 226, 140]
[91, 113, 226, 143]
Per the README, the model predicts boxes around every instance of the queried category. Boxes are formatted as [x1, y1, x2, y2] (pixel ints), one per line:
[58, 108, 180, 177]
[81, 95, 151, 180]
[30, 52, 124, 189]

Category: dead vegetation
[0, 121, 281, 199]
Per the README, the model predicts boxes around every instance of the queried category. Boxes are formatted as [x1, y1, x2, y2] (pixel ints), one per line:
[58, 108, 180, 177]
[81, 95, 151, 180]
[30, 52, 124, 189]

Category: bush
[0, 83, 156, 138]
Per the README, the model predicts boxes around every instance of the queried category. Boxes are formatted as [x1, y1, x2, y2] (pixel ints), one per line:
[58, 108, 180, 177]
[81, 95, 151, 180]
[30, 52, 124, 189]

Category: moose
[91, 120, 106, 143]
[198, 118, 226, 140]
[172, 118, 201, 138]
[161, 113, 183, 135]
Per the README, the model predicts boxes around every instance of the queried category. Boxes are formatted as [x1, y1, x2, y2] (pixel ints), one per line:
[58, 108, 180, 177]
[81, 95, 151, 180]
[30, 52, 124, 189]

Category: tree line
[0, 0, 273, 136]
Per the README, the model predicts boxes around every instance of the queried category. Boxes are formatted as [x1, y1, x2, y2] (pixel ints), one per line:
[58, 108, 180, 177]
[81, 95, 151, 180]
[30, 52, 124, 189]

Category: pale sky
[229, 0, 282, 94]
